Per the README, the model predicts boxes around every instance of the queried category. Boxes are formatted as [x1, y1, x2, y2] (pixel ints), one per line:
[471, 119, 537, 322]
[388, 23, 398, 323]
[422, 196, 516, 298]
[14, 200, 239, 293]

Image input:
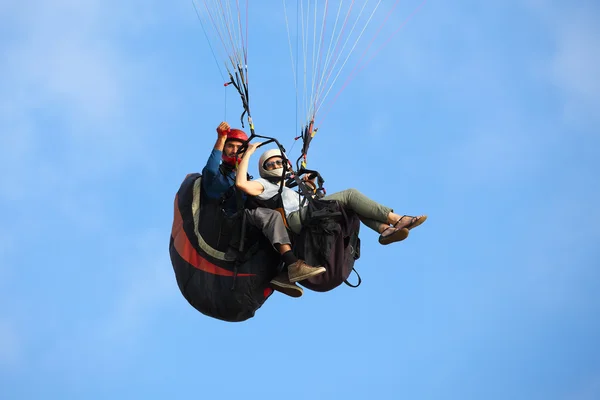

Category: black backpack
[292, 197, 362, 292]
[248, 176, 363, 292]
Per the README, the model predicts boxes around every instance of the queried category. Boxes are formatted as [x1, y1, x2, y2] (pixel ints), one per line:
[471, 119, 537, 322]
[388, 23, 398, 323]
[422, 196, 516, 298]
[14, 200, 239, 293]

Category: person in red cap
[201, 121, 249, 215]
[201, 122, 325, 298]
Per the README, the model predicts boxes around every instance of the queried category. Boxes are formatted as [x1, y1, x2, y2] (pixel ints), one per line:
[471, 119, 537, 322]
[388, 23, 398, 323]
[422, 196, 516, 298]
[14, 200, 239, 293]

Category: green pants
[287, 188, 392, 234]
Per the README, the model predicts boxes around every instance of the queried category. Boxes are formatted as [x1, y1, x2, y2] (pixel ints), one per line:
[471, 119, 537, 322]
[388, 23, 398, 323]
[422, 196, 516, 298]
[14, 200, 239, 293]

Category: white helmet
[258, 149, 287, 180]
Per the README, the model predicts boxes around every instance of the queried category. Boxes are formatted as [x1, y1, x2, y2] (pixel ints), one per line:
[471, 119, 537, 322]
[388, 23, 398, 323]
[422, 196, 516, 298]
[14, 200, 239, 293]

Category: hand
[302, 174, 316, 183]
[245, 142, 262, 156]
[302, 174, 316, 190]
[216, 121, 230, 136]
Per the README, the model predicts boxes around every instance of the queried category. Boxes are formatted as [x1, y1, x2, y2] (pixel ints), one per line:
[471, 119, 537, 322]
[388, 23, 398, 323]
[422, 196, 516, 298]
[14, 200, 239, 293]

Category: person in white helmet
[236, 144, 427, 246]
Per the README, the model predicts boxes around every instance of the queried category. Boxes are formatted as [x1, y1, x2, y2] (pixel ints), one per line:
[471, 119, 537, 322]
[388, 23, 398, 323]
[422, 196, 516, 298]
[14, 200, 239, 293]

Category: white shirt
[255, 178, 302, 218]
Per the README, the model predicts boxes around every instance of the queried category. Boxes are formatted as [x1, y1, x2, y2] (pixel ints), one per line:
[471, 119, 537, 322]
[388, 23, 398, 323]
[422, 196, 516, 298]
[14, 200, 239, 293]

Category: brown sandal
[378, 227, 410, 245]
[394, 215, 427, 230]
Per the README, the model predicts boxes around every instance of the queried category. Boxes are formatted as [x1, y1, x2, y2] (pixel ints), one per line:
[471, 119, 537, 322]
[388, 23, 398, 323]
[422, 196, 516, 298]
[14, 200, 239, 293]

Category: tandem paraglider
[169, 1, 428, 322]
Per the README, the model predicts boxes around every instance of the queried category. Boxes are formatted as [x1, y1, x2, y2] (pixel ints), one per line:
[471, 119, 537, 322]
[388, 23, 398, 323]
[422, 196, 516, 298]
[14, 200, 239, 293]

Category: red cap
[226, 129, 248, 143]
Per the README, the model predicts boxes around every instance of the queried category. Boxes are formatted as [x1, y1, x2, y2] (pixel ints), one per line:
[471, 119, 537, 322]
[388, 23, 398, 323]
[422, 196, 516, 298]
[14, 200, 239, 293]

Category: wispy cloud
[549, 17, 600, 126]
[0, 0, 183, 203]
[0, 0, 184, 383]
[527, 1, 600, 126]
[0, 0, 191, 253]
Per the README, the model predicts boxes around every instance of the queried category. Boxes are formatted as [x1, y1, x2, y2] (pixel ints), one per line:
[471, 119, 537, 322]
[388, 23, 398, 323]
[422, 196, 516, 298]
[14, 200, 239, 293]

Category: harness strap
[230, 180, 248, 291]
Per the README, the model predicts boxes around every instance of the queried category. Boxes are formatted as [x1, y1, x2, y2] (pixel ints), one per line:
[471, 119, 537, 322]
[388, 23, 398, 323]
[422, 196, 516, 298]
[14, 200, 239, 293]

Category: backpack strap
[344, 267, 362, 288]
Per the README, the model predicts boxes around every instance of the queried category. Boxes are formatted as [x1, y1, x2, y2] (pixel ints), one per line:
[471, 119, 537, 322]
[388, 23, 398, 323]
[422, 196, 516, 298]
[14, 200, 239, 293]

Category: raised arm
[201, 122, 233, 198]
[213, 122, 229, 151]
[236, 142, 265, 196]
[202, 122, 229, 178]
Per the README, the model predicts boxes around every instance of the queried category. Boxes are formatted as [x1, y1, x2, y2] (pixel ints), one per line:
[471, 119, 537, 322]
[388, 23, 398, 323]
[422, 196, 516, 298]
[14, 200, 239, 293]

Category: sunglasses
[264, 159, 284, 169]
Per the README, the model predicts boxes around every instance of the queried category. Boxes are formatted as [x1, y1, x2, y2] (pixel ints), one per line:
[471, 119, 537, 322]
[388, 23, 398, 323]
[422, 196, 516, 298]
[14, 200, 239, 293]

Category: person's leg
[323, 189, 426, 244]
[323, 189, 391, 232]
[285, 208, 305, 235]
[244, 208, 291, 251]
[245, 208, 325, 295]
[377, 214, 427, 245]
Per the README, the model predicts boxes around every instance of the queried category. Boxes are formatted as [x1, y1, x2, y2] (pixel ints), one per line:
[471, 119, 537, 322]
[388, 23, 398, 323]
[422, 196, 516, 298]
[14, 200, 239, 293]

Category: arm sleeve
[201, 149, 229, 199]
[202, 149, 222, 179]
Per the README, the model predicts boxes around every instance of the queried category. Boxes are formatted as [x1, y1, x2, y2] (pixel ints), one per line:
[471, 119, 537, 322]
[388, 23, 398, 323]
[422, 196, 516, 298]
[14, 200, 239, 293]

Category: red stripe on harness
[172, 194, 255, 277]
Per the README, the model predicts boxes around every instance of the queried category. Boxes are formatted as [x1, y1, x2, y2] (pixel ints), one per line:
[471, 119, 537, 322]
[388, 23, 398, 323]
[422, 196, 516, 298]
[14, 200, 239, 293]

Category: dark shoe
[378, 227, 409, 245]
[288, 260, 326, 283]
[271, 271, 303, 298]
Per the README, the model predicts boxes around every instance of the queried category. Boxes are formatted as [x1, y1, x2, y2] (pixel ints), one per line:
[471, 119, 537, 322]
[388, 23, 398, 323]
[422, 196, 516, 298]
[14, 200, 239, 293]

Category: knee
[264, 208, 283, 223]
[345, 188, 359, 198]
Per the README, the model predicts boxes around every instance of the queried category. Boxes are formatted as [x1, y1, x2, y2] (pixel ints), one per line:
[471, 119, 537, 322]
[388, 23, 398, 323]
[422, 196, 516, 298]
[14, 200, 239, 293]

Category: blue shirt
[201, 148, 244, 214]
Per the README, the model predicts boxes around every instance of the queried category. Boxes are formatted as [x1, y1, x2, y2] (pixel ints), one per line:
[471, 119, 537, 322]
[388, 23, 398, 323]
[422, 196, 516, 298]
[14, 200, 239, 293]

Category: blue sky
[1, 0, 599, 399]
